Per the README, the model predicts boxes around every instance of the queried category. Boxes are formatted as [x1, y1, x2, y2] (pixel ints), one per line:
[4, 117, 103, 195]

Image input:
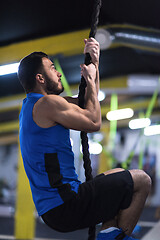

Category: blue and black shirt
[19, 93, 81, 216]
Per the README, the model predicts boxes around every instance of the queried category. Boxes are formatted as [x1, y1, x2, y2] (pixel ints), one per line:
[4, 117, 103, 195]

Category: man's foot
[96, 228, 139, 240]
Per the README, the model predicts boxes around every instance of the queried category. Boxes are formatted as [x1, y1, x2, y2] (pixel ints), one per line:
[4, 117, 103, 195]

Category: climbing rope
[78, 1, 102, 239]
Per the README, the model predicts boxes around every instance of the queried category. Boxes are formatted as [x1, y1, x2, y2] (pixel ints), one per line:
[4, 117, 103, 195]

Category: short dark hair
[18, 51, 49, 93]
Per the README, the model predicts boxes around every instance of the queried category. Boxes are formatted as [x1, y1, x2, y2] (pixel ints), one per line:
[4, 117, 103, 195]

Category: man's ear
[36, 73, 44, 84]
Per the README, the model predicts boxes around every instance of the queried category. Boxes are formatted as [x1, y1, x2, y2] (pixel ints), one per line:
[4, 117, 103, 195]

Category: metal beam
[0, 29, 90, 65]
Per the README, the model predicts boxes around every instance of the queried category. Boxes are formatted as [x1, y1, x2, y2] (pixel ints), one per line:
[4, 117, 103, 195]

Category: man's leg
[101, 168, 151, 236]
[117, 169, 151, 235]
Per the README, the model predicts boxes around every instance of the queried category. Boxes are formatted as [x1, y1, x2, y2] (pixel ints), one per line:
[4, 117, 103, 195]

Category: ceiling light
[95, 29, 113, 50]
[129, 118, 151, 129]
[80, 141, 102, 155]
[144, 125, 160, 136]
[72, 94, 78, 98]
[115, 32, 160, 44]
[128, 75, 159, 88]
[93, 132, 104, 142]
[98, 90, 105, 101]
[0, 62, 19, 76]
[72, 91, 105, 102]
[106, 108, 134, 121]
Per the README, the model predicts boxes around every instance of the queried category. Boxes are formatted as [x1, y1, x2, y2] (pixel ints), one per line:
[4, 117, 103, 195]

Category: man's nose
[57, 71, 62, 77]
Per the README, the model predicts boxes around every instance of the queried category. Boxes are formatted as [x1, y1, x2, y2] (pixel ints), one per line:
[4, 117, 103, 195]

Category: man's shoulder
[35, 94, 66, 115]
[33, 94, 61, 127]
[38, 94, 63, 106]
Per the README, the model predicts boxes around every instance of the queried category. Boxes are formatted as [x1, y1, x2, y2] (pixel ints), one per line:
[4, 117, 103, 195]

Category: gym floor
[0, 206, 159, 240]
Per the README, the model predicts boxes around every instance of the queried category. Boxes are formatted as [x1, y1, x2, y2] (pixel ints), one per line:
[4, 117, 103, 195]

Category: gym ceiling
[0, 0, 160, 129]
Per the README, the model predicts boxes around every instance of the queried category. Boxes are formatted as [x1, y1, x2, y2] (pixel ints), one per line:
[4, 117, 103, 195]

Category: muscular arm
[33, 64, 101, 132]
[84, 38, 100, 97]
[63, 96, 78, 105]
[95, 64, 100, 94]
[85, 64, 99, 99]
[64, 38, 100, 104]
[64, 64, 99, 104]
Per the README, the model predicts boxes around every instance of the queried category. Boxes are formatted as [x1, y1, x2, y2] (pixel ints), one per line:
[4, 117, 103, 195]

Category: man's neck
[30, 88, 47, 96]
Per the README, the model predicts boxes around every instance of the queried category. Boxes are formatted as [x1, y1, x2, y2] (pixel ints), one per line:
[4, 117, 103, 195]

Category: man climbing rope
[18, 37, 151, 240]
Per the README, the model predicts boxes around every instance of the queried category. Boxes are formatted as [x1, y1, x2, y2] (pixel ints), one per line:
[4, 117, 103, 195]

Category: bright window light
[129, 118, 151, 130]
[106, 108, 134, 121]
[0, 62, 19, 76]
[98, 90, 105, 101]
[144, 125, 160, 136]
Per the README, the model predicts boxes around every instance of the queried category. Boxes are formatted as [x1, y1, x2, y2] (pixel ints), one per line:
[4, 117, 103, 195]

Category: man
[18, 38, 151, 240]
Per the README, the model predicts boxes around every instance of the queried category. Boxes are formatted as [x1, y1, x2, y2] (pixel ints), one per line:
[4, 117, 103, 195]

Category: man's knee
[129, 169, 152, 193]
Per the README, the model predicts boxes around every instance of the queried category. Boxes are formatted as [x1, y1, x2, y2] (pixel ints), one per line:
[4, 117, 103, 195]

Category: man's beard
[45, 77, 64, 95]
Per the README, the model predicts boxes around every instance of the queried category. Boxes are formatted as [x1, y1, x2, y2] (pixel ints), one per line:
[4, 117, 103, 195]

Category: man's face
[42, 57, 64, 95]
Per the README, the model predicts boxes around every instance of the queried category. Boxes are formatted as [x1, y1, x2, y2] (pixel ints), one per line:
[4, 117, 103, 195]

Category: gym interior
[0, 1, 160, 239]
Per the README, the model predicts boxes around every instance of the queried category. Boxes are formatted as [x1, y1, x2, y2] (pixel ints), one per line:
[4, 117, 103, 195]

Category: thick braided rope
[78, 1, 102, 240]
[89, 0, 102, 38]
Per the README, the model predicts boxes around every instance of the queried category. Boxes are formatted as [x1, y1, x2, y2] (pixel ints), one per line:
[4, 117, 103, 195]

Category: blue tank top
[19, 92, 81, 216]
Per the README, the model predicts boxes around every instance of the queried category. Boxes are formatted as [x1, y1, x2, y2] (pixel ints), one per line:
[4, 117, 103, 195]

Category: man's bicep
[46, 96, 97, 132]
[54, 103, 93, 131]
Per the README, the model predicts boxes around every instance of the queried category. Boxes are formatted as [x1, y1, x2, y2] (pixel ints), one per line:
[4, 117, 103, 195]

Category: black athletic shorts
[41, 170, 133, 232]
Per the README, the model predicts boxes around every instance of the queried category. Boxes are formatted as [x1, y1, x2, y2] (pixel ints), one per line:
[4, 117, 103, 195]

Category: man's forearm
[85, 79, 101, 127]
[85, 64, 99, 99]
[95, 64, 100, 95]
